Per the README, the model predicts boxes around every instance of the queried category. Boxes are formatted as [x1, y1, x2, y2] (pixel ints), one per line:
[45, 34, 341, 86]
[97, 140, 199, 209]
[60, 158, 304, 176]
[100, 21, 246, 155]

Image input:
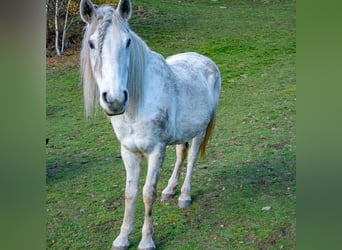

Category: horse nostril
[123, 90, 128, 104]
[102, 92, 109, 103]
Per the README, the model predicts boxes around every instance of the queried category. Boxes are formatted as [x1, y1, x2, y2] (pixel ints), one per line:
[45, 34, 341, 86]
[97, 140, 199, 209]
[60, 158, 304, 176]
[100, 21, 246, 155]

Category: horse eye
[126, 39, 131, 48]
[88, 40, 95, 49]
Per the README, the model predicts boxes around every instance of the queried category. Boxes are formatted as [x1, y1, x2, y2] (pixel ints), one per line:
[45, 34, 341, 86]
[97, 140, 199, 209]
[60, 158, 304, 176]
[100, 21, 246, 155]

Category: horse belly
[173, 111, 210, 143]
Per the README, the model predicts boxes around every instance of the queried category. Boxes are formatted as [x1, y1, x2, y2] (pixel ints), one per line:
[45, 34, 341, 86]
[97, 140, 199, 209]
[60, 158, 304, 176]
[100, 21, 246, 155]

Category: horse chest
[110, 117, 170, 153]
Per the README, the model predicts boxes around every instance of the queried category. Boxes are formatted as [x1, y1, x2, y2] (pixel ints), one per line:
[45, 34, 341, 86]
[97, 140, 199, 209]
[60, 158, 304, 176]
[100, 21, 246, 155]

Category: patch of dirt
[134, 5, 160, 19]
[46, 46, 80, 71]
[257, 228, 290, 250]
[271, 139, 290, 150]
[47, 165, 61, 174]
[103, 197, 123, 212]
[92, 218, 120, 233]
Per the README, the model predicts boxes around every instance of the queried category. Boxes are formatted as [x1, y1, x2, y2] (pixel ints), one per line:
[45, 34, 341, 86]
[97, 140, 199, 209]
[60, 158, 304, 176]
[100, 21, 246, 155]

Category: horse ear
[80, 0, 95, 24]
[117, 0, 132, 21]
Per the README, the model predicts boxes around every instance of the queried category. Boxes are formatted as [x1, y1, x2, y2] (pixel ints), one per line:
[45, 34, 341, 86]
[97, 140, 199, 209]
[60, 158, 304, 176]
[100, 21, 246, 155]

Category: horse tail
[199, 113, 216, 157]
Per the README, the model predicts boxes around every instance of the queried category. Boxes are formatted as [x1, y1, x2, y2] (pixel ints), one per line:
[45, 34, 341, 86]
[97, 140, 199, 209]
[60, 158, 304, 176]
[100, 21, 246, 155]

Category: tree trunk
[55, 0, 61, 56]
[61, 0, 71, 53]
[46, 0, 49, 13]
[46, 0, 50, 56]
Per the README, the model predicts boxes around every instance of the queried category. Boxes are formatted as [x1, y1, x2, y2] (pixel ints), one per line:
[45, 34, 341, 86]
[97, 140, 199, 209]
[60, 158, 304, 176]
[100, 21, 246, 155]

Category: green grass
[46, 0, 295, 249]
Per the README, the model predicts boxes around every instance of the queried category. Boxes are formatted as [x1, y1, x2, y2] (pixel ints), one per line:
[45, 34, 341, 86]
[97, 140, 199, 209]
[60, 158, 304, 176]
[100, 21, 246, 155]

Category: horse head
[80, 0, 133, 116]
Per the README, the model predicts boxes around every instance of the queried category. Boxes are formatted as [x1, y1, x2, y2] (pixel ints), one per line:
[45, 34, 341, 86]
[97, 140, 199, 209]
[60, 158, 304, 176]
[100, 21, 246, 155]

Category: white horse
[80, 0, 221, 249]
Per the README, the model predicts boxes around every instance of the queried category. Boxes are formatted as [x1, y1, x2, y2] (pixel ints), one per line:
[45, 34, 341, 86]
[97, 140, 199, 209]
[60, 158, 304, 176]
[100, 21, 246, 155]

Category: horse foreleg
[112, 146, 142, 250]
[161, 143, 188, 201]
[178, 132, 205, 208]
[138, 144, 166, 250]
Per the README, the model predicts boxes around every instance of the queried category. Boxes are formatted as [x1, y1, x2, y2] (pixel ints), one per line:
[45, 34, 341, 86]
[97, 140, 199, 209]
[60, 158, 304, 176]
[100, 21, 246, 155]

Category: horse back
[166, 52, 221, 106]
[166, 52, 221, 95]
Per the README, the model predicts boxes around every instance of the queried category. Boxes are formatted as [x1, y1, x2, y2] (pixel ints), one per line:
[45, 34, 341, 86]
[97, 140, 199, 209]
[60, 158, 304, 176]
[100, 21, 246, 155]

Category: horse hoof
[161, 192, 174, 201]
[138, 244, 156, 250]
[112, 247, 128, 250]
[112, 235, 129, 250]
[178, 198, 192, 208]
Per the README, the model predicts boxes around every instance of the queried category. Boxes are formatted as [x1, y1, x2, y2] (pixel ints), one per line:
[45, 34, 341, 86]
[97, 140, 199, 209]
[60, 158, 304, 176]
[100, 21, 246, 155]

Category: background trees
[46, 0, 118, 56]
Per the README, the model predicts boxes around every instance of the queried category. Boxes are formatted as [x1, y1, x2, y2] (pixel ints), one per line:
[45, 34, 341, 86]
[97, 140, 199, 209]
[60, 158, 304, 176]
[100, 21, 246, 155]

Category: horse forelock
[80, 4, 147, 118]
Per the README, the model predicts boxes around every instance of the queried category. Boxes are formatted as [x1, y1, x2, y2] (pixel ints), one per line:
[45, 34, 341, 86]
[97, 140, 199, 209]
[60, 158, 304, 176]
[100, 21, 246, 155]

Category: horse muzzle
[101, 90, 128, 116]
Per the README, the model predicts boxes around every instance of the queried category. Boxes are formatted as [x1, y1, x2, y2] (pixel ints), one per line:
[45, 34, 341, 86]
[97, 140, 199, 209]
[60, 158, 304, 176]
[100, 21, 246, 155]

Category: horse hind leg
[178, 113, 216, 208]
[178, 131, 206, 209]
[161, 143, 189, 201]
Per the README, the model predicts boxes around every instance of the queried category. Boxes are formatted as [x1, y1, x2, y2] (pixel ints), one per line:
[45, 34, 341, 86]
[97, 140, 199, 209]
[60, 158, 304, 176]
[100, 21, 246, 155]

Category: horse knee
[125, 185, 138, 201]
[143, 185, 156, 204]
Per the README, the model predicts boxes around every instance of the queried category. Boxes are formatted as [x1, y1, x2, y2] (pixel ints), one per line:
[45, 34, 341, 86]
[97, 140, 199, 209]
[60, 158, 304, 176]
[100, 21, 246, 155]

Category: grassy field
[46, 0, 296, 249]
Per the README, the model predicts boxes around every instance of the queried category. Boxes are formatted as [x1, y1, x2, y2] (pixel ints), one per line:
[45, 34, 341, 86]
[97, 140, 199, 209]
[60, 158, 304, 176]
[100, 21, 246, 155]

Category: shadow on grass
[149, 152, 296, 249]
